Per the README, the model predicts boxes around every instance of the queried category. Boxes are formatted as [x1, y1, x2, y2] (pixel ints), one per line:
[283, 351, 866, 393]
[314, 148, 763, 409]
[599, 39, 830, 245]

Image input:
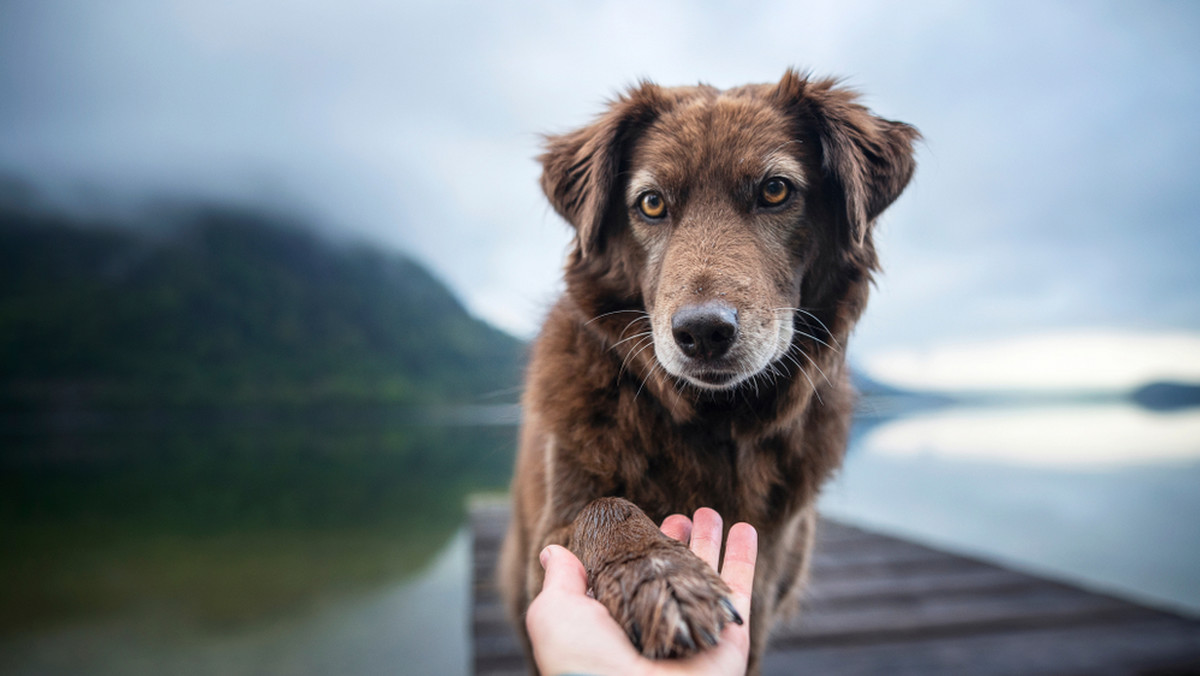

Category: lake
[0, 407, 514, 676]
[2, 401, 1198, 675]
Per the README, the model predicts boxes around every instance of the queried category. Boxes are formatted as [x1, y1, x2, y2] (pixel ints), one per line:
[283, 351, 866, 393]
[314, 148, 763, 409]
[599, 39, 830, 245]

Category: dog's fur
[500, 69, 918, 673]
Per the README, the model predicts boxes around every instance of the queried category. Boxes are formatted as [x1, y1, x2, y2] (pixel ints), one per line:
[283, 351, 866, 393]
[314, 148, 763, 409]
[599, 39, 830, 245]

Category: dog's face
[541, 71, 917, 391]
[622, 96, 813, 389]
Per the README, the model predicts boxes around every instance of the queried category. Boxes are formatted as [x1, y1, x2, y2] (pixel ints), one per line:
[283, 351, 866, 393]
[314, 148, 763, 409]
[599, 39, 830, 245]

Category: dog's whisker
[617, 338, 643, 377]
[778, 345, 817, 399]
[620, 336, 656, 382]
[767, 363, 786, 387]
[618, 316, 649, 340]
[585, 308, 650, 328]
[781, 351, 805, 376]
[612, 330, 654, 351]
[634, 358, 662, 403]
[796, 309, 842, 350]
[793, 328, 840, 353]
[796, 347, 833, 389]
[770, 307, 842, 350]
[626, 336, 659, 385]
[796, 361, 824, 405]
[786, 344, 830, 404]
[668, 368, 693, 417]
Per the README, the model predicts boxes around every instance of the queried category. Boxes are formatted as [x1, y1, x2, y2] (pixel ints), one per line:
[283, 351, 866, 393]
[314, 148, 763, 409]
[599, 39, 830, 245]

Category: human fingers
[719, 522, 758, 615]
[660, 513, 692, 544]
[689, 507, 724, 570]
[656, 522, 755, 676]
[537, 545, 588, 596]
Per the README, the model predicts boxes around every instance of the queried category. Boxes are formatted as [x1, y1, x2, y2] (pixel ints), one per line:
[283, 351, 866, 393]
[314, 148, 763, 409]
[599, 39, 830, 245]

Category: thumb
[538, 545, 589, 596]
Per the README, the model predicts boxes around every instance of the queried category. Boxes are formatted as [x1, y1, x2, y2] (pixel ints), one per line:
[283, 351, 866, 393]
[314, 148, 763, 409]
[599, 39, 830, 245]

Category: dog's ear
[540, 83, 665, 258]
[773, 70, 919, 248]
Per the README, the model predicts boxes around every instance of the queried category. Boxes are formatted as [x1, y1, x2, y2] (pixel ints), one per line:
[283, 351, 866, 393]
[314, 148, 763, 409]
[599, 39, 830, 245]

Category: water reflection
[0, 409, 515, 675]
[822, 403, 1200, 616]
[1, 532, 470, 676]
[859, 403, 1200, 466]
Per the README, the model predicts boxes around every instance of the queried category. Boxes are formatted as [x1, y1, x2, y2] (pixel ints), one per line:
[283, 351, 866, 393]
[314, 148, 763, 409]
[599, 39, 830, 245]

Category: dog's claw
[721, 597, 743, 625]
[676, 628, 696, 652]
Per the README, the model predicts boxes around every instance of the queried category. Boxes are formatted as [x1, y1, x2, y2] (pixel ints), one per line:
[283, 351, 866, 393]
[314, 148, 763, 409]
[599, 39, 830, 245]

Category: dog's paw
[589, 541, 742, 659]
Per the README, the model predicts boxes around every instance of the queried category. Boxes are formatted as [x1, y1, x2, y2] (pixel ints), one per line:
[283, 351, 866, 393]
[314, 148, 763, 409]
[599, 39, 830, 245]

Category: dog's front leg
[569, 497, 743, 659]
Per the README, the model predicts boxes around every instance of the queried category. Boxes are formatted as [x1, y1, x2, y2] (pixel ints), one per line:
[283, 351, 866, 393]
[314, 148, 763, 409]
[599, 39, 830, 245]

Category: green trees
[0, 202, 525, 407]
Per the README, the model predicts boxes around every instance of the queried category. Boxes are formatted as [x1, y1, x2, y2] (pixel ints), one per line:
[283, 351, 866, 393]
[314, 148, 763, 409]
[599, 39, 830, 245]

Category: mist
[2, 0, 1198, 371]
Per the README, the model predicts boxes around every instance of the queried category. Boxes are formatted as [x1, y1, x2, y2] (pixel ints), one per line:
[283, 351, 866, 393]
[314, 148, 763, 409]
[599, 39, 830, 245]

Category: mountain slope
[0, 201, 525, 406]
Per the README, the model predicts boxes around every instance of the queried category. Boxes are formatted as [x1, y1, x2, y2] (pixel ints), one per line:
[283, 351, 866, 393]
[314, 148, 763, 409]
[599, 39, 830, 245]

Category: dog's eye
[638, 192, 667, 220]
[759, 178, 791, 207]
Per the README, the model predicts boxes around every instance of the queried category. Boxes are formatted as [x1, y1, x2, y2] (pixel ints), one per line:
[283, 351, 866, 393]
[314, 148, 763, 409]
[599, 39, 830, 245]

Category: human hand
[525, 508, 758, 676]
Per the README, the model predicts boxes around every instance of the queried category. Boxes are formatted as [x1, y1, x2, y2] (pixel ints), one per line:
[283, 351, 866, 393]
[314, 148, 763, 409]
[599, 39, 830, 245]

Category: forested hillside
[0, 199, 525, 408]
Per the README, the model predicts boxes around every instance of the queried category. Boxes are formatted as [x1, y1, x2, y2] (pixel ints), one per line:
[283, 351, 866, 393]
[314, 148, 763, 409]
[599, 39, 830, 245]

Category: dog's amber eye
[759, 178, 791, 206]
[638, 192, 667, 219]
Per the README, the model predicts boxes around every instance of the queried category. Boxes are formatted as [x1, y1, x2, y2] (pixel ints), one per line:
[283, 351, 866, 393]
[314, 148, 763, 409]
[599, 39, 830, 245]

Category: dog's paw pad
[592, 548, 737, 659]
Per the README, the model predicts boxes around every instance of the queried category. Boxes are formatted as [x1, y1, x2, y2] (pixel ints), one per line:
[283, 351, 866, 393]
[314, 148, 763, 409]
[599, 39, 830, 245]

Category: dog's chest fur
[529, 295, 847, 531]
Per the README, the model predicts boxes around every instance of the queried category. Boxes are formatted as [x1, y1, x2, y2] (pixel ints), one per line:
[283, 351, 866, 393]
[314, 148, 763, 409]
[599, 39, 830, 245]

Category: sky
[2, 0, 1198, 391]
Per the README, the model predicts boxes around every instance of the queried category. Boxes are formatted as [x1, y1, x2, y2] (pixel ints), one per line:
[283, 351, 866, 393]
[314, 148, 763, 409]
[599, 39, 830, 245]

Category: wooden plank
[761, 619, 1200, 676]
[810, 542, 952, 571]
[470, 501, 1200, 676]
[775, 584, 1158, 646]
[471, 499, 525, 676]
[804, 566, 1050, 607]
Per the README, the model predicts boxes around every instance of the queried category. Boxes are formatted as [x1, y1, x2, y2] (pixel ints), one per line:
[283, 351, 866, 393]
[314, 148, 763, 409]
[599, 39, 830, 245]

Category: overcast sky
[2, 0, 1198, 385]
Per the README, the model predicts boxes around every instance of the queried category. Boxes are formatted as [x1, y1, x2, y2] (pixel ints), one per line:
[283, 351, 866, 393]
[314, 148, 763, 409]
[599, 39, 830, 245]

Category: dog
[499, 69, 918, 674]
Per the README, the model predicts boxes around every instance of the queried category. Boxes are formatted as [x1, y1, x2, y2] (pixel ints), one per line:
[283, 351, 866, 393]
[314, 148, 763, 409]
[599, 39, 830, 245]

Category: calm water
[0, 408, 514, 676]
[824, 402, 1200, 616]
[2, 402, 1198, 675]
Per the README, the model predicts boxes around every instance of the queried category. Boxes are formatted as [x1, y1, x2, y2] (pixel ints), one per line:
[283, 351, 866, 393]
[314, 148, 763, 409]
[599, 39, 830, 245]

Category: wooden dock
[470, 500, 1200, 675]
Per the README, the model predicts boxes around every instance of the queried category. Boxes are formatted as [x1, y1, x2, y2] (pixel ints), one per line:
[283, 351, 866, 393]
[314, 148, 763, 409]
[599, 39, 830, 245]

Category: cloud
[1, 1, 1198, 348]
[864, 330, 1200, 392]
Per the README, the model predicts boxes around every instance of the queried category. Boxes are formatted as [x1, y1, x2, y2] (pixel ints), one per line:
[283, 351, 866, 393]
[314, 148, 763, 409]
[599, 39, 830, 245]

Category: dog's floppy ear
[540, 83, 665, 257]
[774, 70, 919, 248]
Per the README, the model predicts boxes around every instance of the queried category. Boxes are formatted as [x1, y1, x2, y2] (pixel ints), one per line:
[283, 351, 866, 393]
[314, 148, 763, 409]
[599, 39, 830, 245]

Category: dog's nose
[671, 302, 738, 361]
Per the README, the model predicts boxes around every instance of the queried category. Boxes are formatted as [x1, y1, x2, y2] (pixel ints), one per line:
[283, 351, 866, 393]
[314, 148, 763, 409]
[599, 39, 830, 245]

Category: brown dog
[500, 69, 918, 673]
